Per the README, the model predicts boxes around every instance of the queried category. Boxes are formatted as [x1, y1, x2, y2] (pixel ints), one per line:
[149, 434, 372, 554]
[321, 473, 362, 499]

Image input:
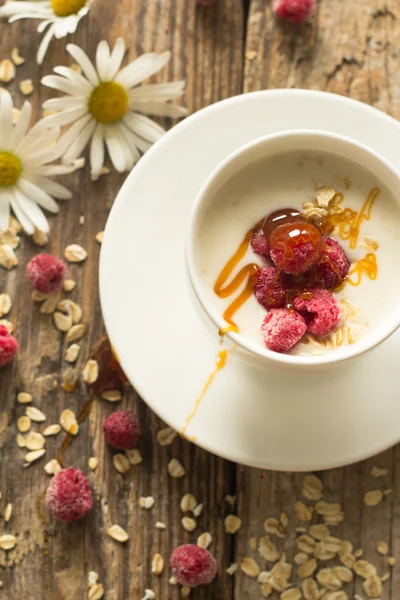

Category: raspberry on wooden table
[294, 288, 340, 335]
[261, 308, 307, 353]
[170, 544, 217, 587]
[103, 410, 140, 450]
[273, 0, 315, 23]
[26, 253, 67, 293]
[250, 228, 271, 260]
[0, 325, 18, 366]
[46, 468, 93, 522]
[320, 236, 350, 288]
[254, 267, 286, 309]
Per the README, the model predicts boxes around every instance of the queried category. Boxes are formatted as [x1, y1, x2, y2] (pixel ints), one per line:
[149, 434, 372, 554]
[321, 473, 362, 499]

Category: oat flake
[113, 454, 130, 474]
[107, 524, 128, 543]
[180, 493, 197, 513]
[298, 558, 317, 578]
[197, 532, 212, 549]
[302, 474, 324, 501]
[363, 575, 382, 598]
[364, 489, 383, 507]
[64, 244, 87, 263]
[82, 359, 99, 384]
[353, 560, 377, 579]
[60, 409, 78, 435]
[157, 427, 177, 446]
[240, 557, 260, 578]
[181, 517, 196, 532]
[88, 584, 104, 600]
[281, 589, 302, 600]
[151, 553, 164, 575]
[295, 500, 313, 521]
[302, 578, 319, 600]
[258, 536, 280, 562]
[226, 563, 237, 575]
[225, 514, 242, 534]
[125, 448, 142, 465]
[139, 496, 155, 510]
[0, 534, 17, 550]
[371, 466, 388, 478]
[168, 458, 185, 478]
[26, 406, 46, 422]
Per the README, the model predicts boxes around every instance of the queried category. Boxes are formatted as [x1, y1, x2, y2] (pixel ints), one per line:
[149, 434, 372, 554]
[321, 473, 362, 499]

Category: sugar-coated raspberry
[269, 222, 322, 275]
[261, 308, 307, 353]
[26, 253, 67, 293]
[170, 544, 217, 587]
[273, 0, 315, 23]
[294, 289, 340, 335]
[251, 229, 270, 259]
[254, 267, 286, 309]
[320, 236, 350, 288]
[103, 410, 140, 450]
[46, 468, 93, 522]
[0, 326, 18, 366]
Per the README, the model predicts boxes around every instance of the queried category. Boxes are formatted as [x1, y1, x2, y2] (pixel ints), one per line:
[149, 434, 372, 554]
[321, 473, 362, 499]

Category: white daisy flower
[41, 38, 187, 178]
[0, 0, 92, 64]
[0, 91, 77, 234]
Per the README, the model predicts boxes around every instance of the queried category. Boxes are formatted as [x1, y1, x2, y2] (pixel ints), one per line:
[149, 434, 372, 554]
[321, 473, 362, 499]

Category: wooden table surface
[1, 0, 400, 598]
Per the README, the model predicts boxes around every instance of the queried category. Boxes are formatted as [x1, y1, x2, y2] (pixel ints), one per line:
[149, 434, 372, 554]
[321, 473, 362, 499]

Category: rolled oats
[331, 566, 353, 583]
[125, 448, 142, 465]
[16, 434, 26, 448]
[226, 563, 237, 575]
[57, 300, 82, 324]
[53, 311, 72, 332]
[17, 392, 32, 404]
[67, 324, 86, 343]
[371, 466, 388, 478]
[281, 590, 302, 600]
[24, 449, 46, 463]
[113, 453, 131, 474]
[354, 561, 377, 579]
[316, 569, 341, 591]
[240, 557, 260, 578]
[25, 431, 45, 450]
[88, 457, 98, 470]
[64, 244, 87, 263]
[294, 552, 309, 565]
[101, 390, 122, 402]
[197, 532, 212, 549]
[17, 416, 31, 433]
[364, 489, 383, 507]
[0, 294, 11, 317]
[261, 580, 272, 597]
[63, 279, 76, 292]
[19, 79, 33, 95]
[0, 534, 17, 550]
[0, 59, 15, 82]
[180, 493, 197, 512]
[4, 503, 12, 522]
[302, 578, 320, 600]
[60, 409, 78, 435]
[32, 228, 48, 246]
[139, 496, 155, 510]
[151, 553, 164, 575]
[11, 48, 25, 65]
[264, 516, 285, 537]
[107, 524, 128, 542]
[310, 524, 330, 541]
[168, 458, 185, 478]
[388, 556, 396, 566]
[192, 503, 203, 517]
[302, 475, 324, 501]
[0, 244, 18, 269]
[181, 517, 196, 532]
[82, 359, 99, 384]
[258, 536, 280, 562]
[44, 459, 62, 475]
[65, 344, 80, 363]
[40, 290, 62, 314]
[96, 231, 104, 244]
[295, 500, 313, 521]
[225, 514, 242, 534]
[297, 535, 316, 554]
[363, 575, 382, 598]
[298, 558, 317, 578]
[157, 427, 177, 446]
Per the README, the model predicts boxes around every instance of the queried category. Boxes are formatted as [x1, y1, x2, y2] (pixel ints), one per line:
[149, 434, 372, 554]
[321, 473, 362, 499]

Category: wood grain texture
[1, 0, 400, 598]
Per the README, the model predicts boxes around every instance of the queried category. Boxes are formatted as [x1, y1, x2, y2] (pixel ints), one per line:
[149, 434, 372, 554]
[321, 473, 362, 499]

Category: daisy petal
[115, 51, 171, 89]
[123, 112, 165, 143]
[96, 40, 111, 81]
[108, 37, 126, 80]
[0, 91, 13, 144]
[66, 44, 100, 87]
[104, 126, 126, 172]
[41, 164, 78, 176]
[34, 177, 72, 200]
[53, 113, 93, 156]
[53, 66, 93, 92]
[37, 22, 57, 65]
[90, 124, 105, 175]
[117, 123, 141, 163]
[41, 74, 86, 96]
[42, 96, 85, 111]
[14, 188, 49, 233]
[54, 14, 80, 38]
[17, 179, 59, 213]
[40, 106, 89, 128]
[129, 81, 185, 103]
[0, 191, 10, 233]
[132, 101, 187, 118]
[62, 119, 97, 163]
[9, 101, 32, 150]
[120, 122, 151, 154]
[10, 191, 35, 235]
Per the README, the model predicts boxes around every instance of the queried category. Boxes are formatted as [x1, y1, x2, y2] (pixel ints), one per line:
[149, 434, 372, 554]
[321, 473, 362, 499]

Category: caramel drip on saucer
[219, 324, 239, 336]
[180, 348, 228, 439]
[338, 252, 378, 290]
[322, 187, 379, 249]
[213, 220, 262, 327]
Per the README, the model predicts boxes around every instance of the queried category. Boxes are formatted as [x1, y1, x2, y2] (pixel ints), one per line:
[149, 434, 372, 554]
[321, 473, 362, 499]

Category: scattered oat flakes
[11, 48, 25, 65]
[101, 390, 122, 402]
[64, 244, 87, 263]
[44, 459, 61, 476]
[364, 489, 383, 507]
[25, 431, 45, 450]
[181, 586, 190, 598]
[331, 566, 353, 583]
[384, 488, 392, 496]
[295, 500, 313, 521]
[302, 578, 319, 600]
[16, 434, 26, 448]
[376, 541, 388, 555]
[269, 573, 289, 592]
[53, 311, 73, 332]
[24, 449, 46, 464]
[63, 279, 76, 292]
[91, 166, 111, 182]
[60, 409, 78, 435]
[82, 359, 99, 384]
[57, 299, 82, 324]
[363, 574, 382, 598]
[0, 534, 17, 550]
[4, 503, 12, 522]
[0, 294, 11, 318]
[107, 524, 129, 543]
[17, 416, 31, 433]
[381, 572, 390, 582]
[17, 392, 32, 404]
[113, 453, 131, 474]
[125, 448, 142, 465]
[197, 532, 212, 549]
[0, 244, 18, 269]
[371, 466, 388, 478]
[0, 59, 15, 82]
[281, 589, 302, 600]
[96, 231, 104, 244]
[155, 522, 166, 529]
[139, 496, 155, 510]
[310, 524, 330, 541]
[67, 323, 86, 343]
[302, 474, 323, 501]
[294, 552, 308, 565]
[264, 517, 285, 537]
[32, 228, 48, 246]
[316, 568, 341, 591]
[249, 536, 257, 551]
[258, 536, 280, 562]
[354, 561, 377, 579]
[40, 290, 62, 314]
[168, 458, 185, 478]
[340, 298, 358, 321]
[297, 535, 316, 554]
[19, 79, 33, 95]
[151, 553, 164, 575]
[157, 426, 177, 446]
[388, 556, 396, 566]
[226, 563, 237, 576]
[88, 584, 104, 600]
[241, 557, 260, 578]
[192, 503, 203, 517]
[261, 580, 273, 597]
[225, 494, 235, 506]
[225, 514, 242, 534]
[88, 457, 98, 470]
[70, 62, 82, 73]
[65, 344, 80, 363]
[182, 517, 196, 532]
[298, 558, 317, 578]
[180, 493, 197, 513]
[0, 319, 13, 332]
[362, 235, 379, 252]
[280, 512, 289, 528]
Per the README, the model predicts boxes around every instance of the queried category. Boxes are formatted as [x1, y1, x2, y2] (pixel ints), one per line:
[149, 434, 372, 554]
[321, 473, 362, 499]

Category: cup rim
[185, 129, 400, 366]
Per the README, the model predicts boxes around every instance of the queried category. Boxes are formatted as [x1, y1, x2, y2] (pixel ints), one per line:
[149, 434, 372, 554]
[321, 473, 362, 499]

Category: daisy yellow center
[51, 0, 86, 17]
[88, 82, 128, 124]
[0, 152, 21, 187]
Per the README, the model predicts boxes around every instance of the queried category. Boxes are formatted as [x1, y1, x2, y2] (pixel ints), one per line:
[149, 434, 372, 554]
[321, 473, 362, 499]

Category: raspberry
[269, 221, 322, 275]
[294, 289, 340, 335]
[261, 308, 307, 353]
[273, 0, 315, 23]
[170, 544, 217, 587]
[26, 253, 67, 293]
[103, 410, 140, 450]
[46, 468, 93, 522]
[320, 236, 350, 288]
[254, 267, 286, 309]
[251, 229, 270, 259]
[0, 326, 18, 366]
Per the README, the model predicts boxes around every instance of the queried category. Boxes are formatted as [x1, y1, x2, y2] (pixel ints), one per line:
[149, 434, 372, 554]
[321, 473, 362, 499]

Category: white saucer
[100, 90, 400, 471]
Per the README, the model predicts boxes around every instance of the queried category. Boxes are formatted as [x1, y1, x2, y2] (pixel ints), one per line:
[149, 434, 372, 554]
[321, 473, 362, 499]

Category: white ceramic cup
[185, 130, 400, 370]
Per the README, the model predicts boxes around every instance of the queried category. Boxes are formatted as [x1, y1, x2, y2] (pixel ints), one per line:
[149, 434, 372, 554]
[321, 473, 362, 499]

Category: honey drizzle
[180, 348, 228, 438]
[338, 252, 378, 289]
[323, 188, 379, 249]
[57, 395, 96, 467]
[213, 220, 262, 326]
